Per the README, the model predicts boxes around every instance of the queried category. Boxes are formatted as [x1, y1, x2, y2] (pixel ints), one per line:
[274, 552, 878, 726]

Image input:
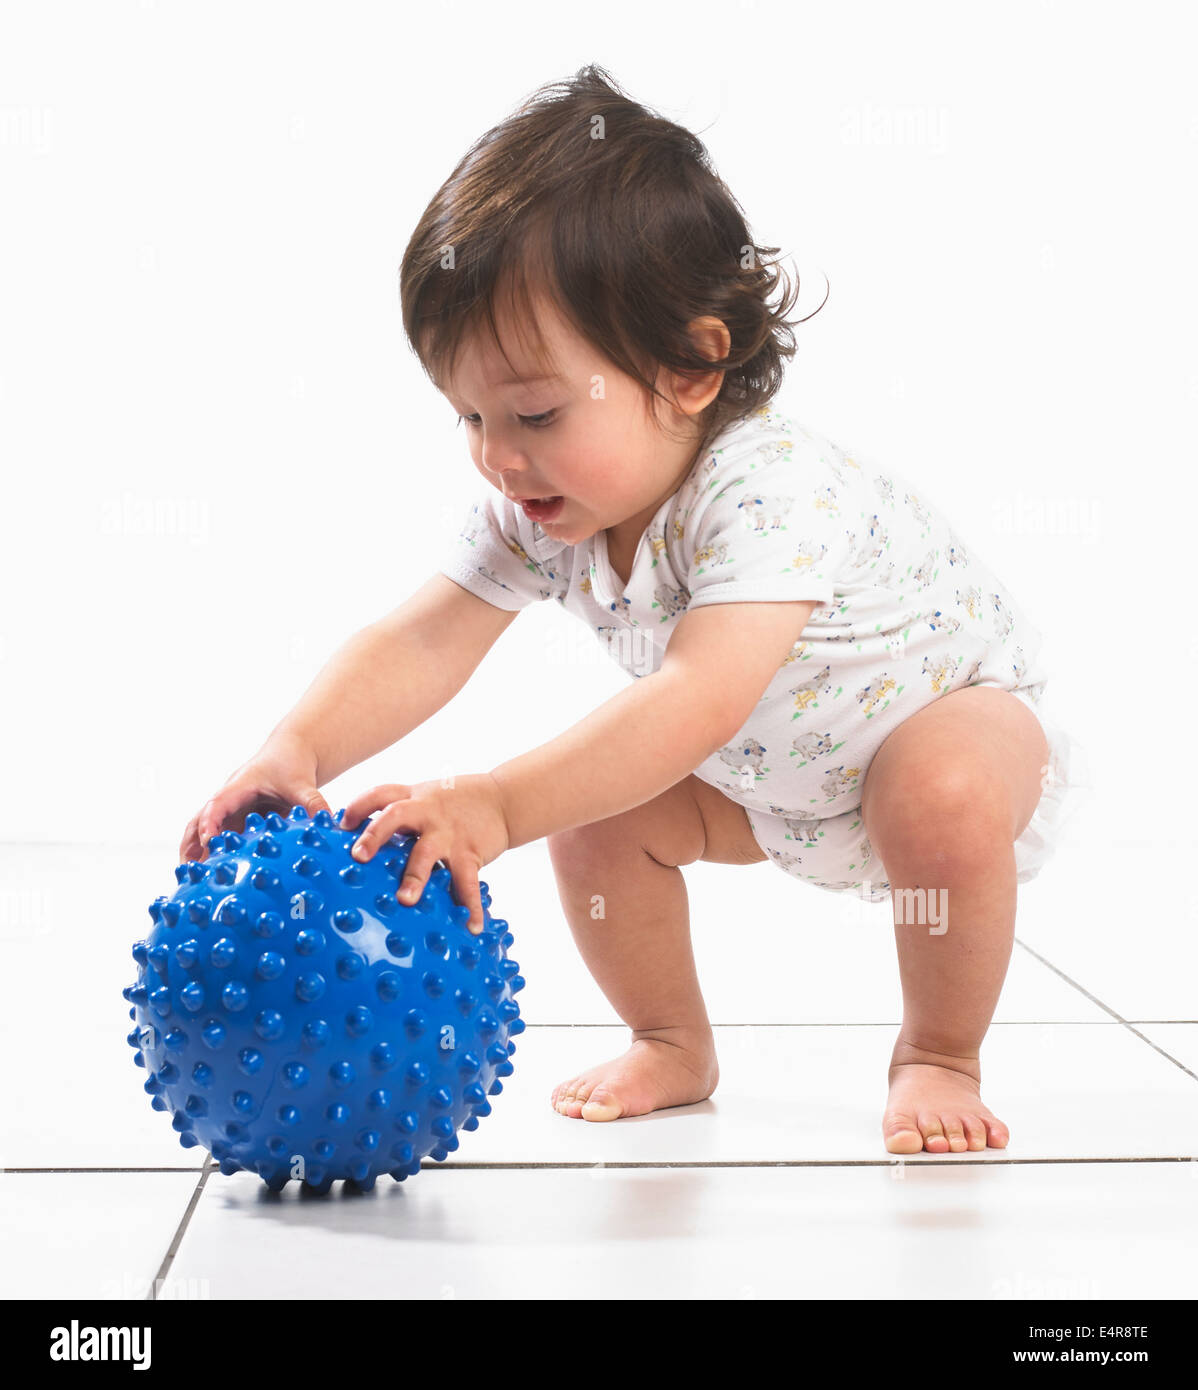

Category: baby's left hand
[340, 773, 510, 934]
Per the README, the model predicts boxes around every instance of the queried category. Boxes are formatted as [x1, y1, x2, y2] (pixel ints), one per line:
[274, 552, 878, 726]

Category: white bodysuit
[438, 398, 1088, 901]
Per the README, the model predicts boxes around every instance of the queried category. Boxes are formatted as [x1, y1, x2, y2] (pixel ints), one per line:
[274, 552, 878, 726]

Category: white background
[2, 0, 1193, 848]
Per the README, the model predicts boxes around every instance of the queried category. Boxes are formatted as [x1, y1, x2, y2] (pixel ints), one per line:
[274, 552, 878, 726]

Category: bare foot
[883, 1059, 1011, 1154]
[550, 1026, 719, 1122]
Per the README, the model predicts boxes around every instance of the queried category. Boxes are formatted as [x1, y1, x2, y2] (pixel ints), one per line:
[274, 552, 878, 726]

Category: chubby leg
[860, 686, 1050, 1154]
[547, 771, 766, 1121]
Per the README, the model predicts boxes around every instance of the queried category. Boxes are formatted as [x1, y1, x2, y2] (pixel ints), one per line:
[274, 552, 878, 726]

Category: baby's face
[435, 292, 703, 546]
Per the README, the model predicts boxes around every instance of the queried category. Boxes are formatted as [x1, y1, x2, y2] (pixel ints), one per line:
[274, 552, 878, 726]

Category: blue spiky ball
[123, 805, 524, 1193]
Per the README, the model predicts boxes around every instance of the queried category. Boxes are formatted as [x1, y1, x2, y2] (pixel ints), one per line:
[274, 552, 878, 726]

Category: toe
[579, 1085, 624, 1121]
[942, 1117, 968, 1153]
[962, 1114, 988, 1151]
[883, 1109, 925, 1154]
[552, 1079, 579, 1115]
[984, 1114, 1011, 1149]
[562, 1079, 601, 1118]
[561, 1083, 590, 1117]
[919, 1113, 949, 1153]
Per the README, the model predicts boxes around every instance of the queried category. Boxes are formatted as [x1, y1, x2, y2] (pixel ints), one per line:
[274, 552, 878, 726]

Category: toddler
[181, 66, 1089, 1155]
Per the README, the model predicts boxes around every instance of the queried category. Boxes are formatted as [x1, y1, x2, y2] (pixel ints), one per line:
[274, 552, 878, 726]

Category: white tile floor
[3, 828, 1196, 1300]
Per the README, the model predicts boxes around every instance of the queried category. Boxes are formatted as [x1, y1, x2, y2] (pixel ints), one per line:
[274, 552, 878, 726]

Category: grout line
[1107, 1019, 1198, 1026]
[5, 1156, 1196, 1173]
[410, 1157, 1198, 1169]
[450, 1156, 1198, 1167]
[2, 1167, 206, 1174]
[146, 1158, 215, 1302]
[1014, 937, 1198, 1083]
[429, 1156, 1198, 1168]
[516, 1019, 1198, 1027]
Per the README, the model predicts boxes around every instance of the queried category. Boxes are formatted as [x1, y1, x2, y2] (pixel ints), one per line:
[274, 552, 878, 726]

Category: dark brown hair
[399, 64, 826, 465]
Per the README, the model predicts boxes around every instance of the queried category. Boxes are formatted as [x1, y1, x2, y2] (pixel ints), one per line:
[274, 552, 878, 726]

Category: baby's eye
[457, 410, 557, 430]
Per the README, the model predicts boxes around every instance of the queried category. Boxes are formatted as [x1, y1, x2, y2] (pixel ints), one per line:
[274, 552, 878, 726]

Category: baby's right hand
[178, 735, 332, 863]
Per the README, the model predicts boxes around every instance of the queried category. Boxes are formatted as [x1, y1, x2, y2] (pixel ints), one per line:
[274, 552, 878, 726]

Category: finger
[196, 786, 254, 852]
[196, 797, 229, 854]
[294, 787, 333, 824]
[179, 815, 201, 863]
[350, 797, 419, 863]
[452, 860, 485, 935]
[341, 784, 411, 833]
[393, 836, 442, 904]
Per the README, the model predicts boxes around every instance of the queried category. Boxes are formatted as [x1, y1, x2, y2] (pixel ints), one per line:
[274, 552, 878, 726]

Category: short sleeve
[684, 435, 860, 609]
[438, 488, 558, 611]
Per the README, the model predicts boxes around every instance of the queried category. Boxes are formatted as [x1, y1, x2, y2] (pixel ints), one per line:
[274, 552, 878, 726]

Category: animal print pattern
[439, 397, 1060, 899]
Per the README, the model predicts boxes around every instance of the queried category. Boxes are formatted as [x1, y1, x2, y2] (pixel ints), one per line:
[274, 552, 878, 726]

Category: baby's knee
[546, 783, 707, 872]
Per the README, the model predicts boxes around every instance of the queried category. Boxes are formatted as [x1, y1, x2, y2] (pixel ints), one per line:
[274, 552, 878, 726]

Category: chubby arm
[490, 598, 818, 849]
[270, 573, 520, 784]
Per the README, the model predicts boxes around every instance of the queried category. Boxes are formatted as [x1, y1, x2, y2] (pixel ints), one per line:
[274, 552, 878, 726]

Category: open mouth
[519, 496, 564, 521]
